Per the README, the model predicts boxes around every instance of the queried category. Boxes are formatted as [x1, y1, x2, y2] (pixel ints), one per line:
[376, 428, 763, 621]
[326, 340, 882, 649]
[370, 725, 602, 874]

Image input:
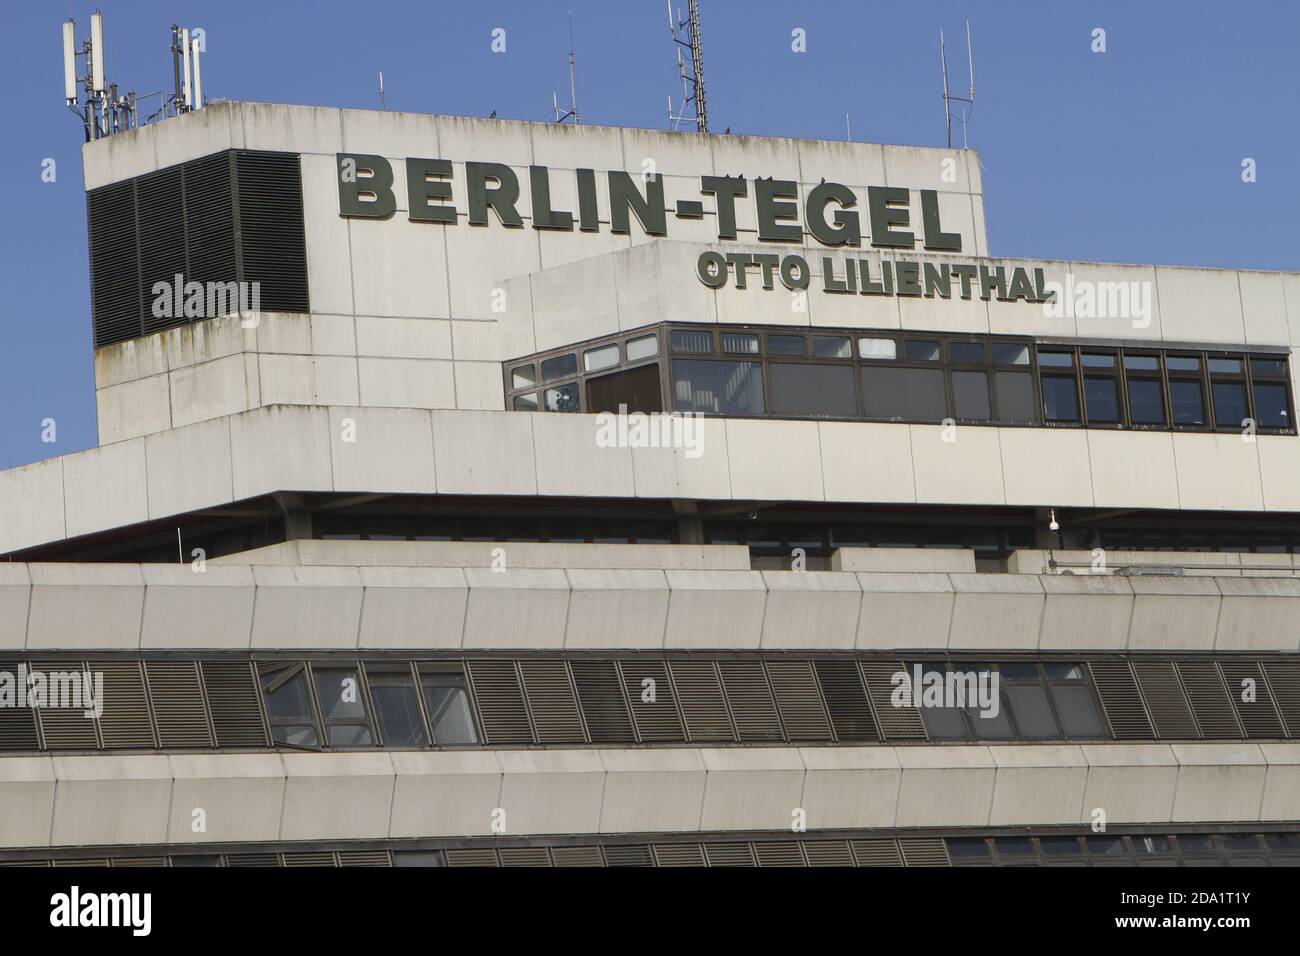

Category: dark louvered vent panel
[551, 846, 604, 867]
[112, 857, 167, 867]
[570, 660, 636, 744]
[517, 660, 585, 744]
[53, 858, 108, 868]
[1263, 661, 1300, 737]
[87, 149, 307, 349]
[499, 847, 553, 867]
[668, 660, 735, 742]
[899, 838, 950, 867]
[93, 661, 156, 749]
[1132, 662, 1200, 739]
[1087, 661, 1154, 739]
[718, 660, 783, 741]
[87, 180, 141, 347]
[619, 660, 685, 742]
[703, 843, 756, 867]
[754, 842, 806, 867]
[225, 853, 280, 867]
[136, 166, 188, 336]
[814, 660, 880, 741]
[466, 661, 533, 745]
[850, 839, 903, 866]
[337, 850, 391, 867]
[1215, 661, 1283, 739]
[33, 662, 99, 750]
[1176, 662, 1243, 739]
[235, 151, 310, 313]
[200, 662, 268, 747]
[444, 848, 500, 868]
[145, 661, 214, 749]
[603, 845, 653, 867]
[653, 844, 705, 867]
[804, 840, 855, 867]
[765, 660, 833, 740]
[861, 660, 927, 740]
[0, 663, 39, 751]
[282, 852, 335, 867]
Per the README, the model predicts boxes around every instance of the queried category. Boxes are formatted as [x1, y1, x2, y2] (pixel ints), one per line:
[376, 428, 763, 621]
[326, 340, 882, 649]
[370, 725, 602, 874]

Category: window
[1042, 375, 1080, 422]
[993, 343, 1030, 365]
[861, 366, 946, 421]
[1125, 353, 1165, 426]
[995, 371, 1035, 423]
[583, 343, 619, 372]
[1254, 383, 1290, 428]
[858, 337, 896, 360]
[672, 359, 764, 415]
[259, 663, 319, 749]
[541, 353, 577, 381]
[1081, 353, 1114, 369]
[586, 364, 663, 414]
[1038, 350, 1073, 368]
[544, 382, 579, 412]
[511, 364, 536, 389]
[1124, 354, 1159, 372]
[512, 393, 538, 411]
[1083, 376, 1120, 423]
[768, 334, 804, 355]
[419, 665, 478, 745]
[948, 342, 985, 363]
[769, 363, 856, 418]
[812, 335, 852, 358]
[366, 664, 429, 747]
[1169, 379, 1205, 425]
[721, 332, 759, 355]
[312, 665, 373, 747]
[625, 334, 659, 361]
[671, 329, 713, 353]
[1212, 381, 1248, 430]
[905, 339, 940, 361]
[951, 370, 990, 420]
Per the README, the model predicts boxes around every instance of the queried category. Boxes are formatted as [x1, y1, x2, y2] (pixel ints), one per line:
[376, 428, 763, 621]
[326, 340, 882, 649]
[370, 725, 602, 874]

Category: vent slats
[0, 662, 39, 751]
[1262, 661, 1300, 737]
[850, 839, 903, 866]
[1175, 662, 1242, 740]
[899, 838, 950, 867]
[92, 661, 156, 749]
[619, 660, 685, 742]
[498, 847, 553, 867]
[602, 845, 654, 867]
[804, 840, 855, 867]
[336, 850, 391, 867]
[466, 660, 533, 745]
[570, 660, 636, 744]
[668, 660, 735, 742]
[753, 841, 807, 867]
[32, 662, 98, 750]
[145, 661, 213, 749]
[201, 662, 268, 748]
[860, 660, 927, 740]
[814, 660, 880, 741]
[1087, 661, 1155, 739]
[653, 844, 706, 867]
[1132, 661, 1200, 739]
[765, 660, 833, 740]
[517, 660, 585, 744]
[718, 660, 783, 741]
[444, 848, 500, 867]
[551, 846, 605, 867]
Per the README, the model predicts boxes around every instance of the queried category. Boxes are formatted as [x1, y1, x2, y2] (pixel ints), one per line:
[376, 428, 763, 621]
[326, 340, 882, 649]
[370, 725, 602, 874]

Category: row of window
[3, 655, 1299, 753]
[7, 830, 1298, 867]
[505, 323, 1295, 434]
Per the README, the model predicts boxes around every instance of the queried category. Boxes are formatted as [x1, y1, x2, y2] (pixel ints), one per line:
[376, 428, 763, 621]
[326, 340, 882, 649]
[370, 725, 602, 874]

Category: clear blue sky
[1, 0, 1296, 468]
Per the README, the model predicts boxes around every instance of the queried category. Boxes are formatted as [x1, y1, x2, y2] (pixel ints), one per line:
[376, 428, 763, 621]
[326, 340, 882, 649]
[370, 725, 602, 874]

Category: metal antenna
[667, 0, 708, 132]
[552, 11, 580, 123]
[379, 72, 386, 111]
[941, 21, 976, 148]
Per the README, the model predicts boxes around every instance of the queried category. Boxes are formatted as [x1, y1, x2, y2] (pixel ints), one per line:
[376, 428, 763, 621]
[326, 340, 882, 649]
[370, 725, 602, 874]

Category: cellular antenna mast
[667, 0, 708, 132]
[552, 11, 580, 123]
[940, 20, 976, 148]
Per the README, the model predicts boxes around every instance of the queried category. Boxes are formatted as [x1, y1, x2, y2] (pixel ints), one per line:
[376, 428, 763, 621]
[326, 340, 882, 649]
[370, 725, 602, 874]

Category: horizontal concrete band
[1, 559, 1299, 652]
[2, 742, 1299, 850]
[8, 404, 1300, 560]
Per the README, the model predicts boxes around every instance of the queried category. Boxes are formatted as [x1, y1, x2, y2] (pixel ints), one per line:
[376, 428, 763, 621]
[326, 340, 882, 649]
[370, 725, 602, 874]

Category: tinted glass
[1127, 379, 1165, 424]
[1038, 351, 1073, 368]
[512, 392, 538, 411]
[1254, 383, 1290, 428]
[721, 332, 759, 354]
[260, 666, 319, 748]
[583, 343, 619, 371]
[949, 342, 985, 363]
[861, 366, 947, 422]
[905, 340, 940, 361]
[1081, 353, 1115, 368]
[1166, 356, 1200, 372]
[625, 334, 659, 361]
[671, 329, 712, 353]
[672, 360, 765, 415]
[813, 335, 852, 358]
[1083, 376, 1120, 423]
[1124, 354, 1159, 371]
[1052, 684, 1105, 738]
[1169, 380, 1205, 424]
[1212, 381, 1247, 429]
[541, 353, 578, 381]
[586, 364, 663, 415]
[368, 668, 429, 747]
[1042, 375, 1079, 422]
[313, 666, 373, 747]
[1208, 357, 1242, 374]
[544, 382, 579, 412]
[420, 673, 478, 745]
[859, 337, 896, 360]
[393, 851, 445, 867]
[945, 838, 991, 861]
[511, 364, 536, 389]
[1007, 684, 1057, 738]
[767, 334, 804, 355]
[769, 363, 856, 418]
[952, 370, 990, 419]
[995, 371, 1035, 422]
[1251, 357, 1286, 377]
[993, 343, 1030, 365]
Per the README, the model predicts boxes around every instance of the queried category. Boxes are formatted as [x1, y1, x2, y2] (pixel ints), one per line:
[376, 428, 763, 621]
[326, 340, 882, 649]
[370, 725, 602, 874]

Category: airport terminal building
[1, 101, 1300, 866]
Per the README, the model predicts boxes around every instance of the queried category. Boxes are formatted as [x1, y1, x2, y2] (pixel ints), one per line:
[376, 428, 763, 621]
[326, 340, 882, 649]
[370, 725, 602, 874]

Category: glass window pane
[1124, 354, 1159, 371]
[993, 343, 1030, 365]
[393, 851, 445, 867]
[1051, 684, 1105, 738]
[1170, 381, 1206, 424]
[949, 341, 985, 363]
[769, 364, 856, 418]
[1127, 379, 1165, 424]
[512, 392, 538, 411]
[260, 665, 319, 749]
[861, 366, 947, 422]
[969, 693, 1013, 739]
[945, 838, 991, 861]
[541, 353, 577, 381]
[859, 337, 896, 360]
[905, 339, 940, 361]
[1038, 351, 1074, 368]
[1212, 381, 1247, 429]
[368, 668, 429, 747]
[995, 371, 1035, 423]
[1167, 355, 1200, 372]
[583, 343, 619, 372]
[1083, 376, 1120, 423]
[952, 370, 990, 419]
[812, 335, 852, 358]
[1043, 663, 1086, 681]
[1208, 357, 1242, 374]
[1254, 383, 1290, 428]
[672, 360, 765, 415]
[994, 838, 1035, 857]
[511, 364, 536, 389]
[313, 666, 373, 747]
[1039, 837, 1083, 856]
[918, 702, 968, 739]
[671, 329, 712, 353]
[420, 673, 478, 745]
[586, 364, 663, 415]
[1042, 375, 1079, 422]
[626, 334, 659, 361]
[767, 334, 804, 355]
[544, 382, 580, 412]
[1006, 684, 1058, 738]
[721, 332, 759, 354]
[1081, 353, 1115, 368]
[1251, 357, 1286, 377]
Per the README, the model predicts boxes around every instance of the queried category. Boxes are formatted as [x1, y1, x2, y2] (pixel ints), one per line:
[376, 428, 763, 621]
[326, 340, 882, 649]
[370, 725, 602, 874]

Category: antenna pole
[667, 0, 708, 132]
[567, 11, 579, 123]
[940, 21, 976, 149]
[379, 72, 386, 111]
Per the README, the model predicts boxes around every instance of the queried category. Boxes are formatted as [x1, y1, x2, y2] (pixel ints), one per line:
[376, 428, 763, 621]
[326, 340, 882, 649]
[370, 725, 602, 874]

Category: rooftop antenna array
[667, 0, 708, 132]
[379, 72, 386, 111]
[551, 12, 580, 123]
[940, 20, 976, 149]
[62, 13, 207, 142]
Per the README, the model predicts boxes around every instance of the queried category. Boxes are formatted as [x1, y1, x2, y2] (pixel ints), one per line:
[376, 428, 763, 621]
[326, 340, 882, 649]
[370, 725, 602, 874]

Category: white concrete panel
[1087, 430, 1180, 509]
[895, 747, 996, 827]
[999, 427, 1093, 507]
[1170, 744, 1266, 823]
[348, 214, 451, 319]
[358, 567, 468, 649]
[0, 458, 64, 556]
[166, 754, 285, 843]
[313, 356, 361, 406]
[82, 120, 159, 190]
[355, 316, 452, 359]
[760, 571, 861, 650]
[909, 425, 1005, 504]
[1257, 436, 1300, 512]
[0, 565, 31, 651]
[531, 253, 620, 353]
[675, 416, 732, 500]
[698, 748, 805, 831]
[97, 374, 172, 444]
[497, 750, 605, 835]
[299, 153, 356, 316]
[663, 570, 766, 650]
[895, 254, 991, 333]
[0, 757, 55, 848]
[94, 335, 168, 390]
[621, 127, 714, 180]
[947, 573, 1044, 651]
[63, 439, 148, 539]
[986, 745, 1087, 826]
[1063, 262, 1163, 342]
[1155, 266, 1246, 345]
[883, 145, 977, 194]
[279, 752, 395, 841]
[533, 414, 635, 498]
[329, 406, 436, 494]
[819, 421, 915, 503]
[169, 353, 259, 429]
[987, 259, 1074, 337]
[258, 354, 316, 405]
[835, 548, 975, 573]
[1127, 576, 1221, 651]
[50, 755, 171, 847]
[726, 420, 824, 501]
[310, 314, 358, 356]
[597, 749, 707, 833]
[230, 405, 334, 500]
[144, 417, 233, 520]
[444, 218, 541, 321]
[1213, 577, 1300, 652]
[1173, 433, 1263, 511]
[388, 751, 502, 838]
[164, 314, 257, 371]
[339, 107, 441, 162]
[1038, 575, 1134, 651]
[453, 361, 506, 411]
[249, 566, 364, 649]
[27, 564, 144, 650]
[431, 410, 537, 495]
[462, 568, 569, 649]
[564, 569, 669, 649]
[1079, 744, 1180, 824]
[1259, 744, 1300, 822]
[798, 748, 901, 830]
[356, 357, 456, 409]
[140, 564, 255, 650]
[855, 572, 954, 650]
[1239, 271, 1290, 346]
[238, 102, 343, 154]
